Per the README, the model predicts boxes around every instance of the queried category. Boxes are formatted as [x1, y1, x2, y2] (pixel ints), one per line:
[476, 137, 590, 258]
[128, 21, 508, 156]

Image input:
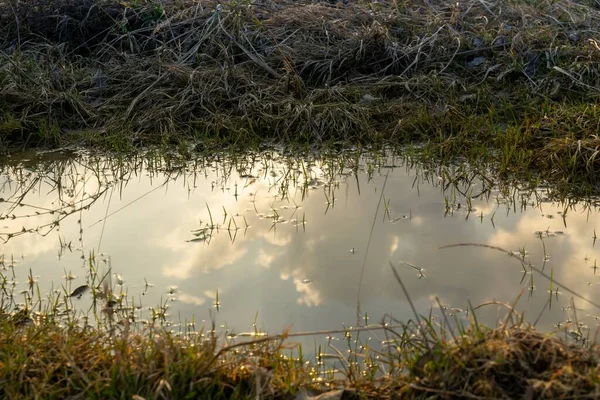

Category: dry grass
[2, 256, 600, 398]
[1, 0, 600, 190]
[403, 327, 600, 399]
[3, 300, 600, 398]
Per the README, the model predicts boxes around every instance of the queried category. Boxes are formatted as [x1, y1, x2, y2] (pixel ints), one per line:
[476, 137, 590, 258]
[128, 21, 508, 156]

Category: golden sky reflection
[1, 153, 600, 336]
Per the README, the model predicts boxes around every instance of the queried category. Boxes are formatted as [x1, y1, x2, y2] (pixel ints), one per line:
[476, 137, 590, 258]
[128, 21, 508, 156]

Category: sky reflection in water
[1, 150, 600, 340]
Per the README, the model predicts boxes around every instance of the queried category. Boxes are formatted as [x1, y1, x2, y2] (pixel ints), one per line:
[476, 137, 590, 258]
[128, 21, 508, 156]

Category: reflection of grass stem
[206, 203, 214, 228]
[356, 172, 388, 326]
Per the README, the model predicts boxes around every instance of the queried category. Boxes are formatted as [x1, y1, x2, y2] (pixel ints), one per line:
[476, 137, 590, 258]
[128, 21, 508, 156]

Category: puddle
[1, 150, 600, 341]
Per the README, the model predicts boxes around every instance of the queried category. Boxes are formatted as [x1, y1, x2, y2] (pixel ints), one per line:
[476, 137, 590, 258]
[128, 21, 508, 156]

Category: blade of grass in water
[356, 172, 388, 326]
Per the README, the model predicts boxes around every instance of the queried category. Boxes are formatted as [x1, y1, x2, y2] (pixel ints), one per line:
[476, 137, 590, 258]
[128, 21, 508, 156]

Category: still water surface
[1, 149, 600, 339]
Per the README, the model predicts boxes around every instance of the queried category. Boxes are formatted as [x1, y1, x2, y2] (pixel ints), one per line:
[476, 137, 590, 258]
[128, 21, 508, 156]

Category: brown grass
[3, 306, 600, 398]
[2, 224, 600, 398]
[1, 0, 600, 191]
[404, 326, 600, 399]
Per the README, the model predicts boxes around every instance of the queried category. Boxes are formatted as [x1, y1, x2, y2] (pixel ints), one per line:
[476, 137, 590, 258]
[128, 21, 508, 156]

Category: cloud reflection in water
[0, 151, 599, 338]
